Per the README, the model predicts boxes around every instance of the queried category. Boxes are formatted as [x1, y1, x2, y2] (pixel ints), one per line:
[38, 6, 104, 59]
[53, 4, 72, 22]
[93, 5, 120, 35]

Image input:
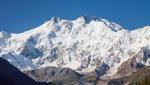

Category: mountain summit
[0, 16, 150, 79]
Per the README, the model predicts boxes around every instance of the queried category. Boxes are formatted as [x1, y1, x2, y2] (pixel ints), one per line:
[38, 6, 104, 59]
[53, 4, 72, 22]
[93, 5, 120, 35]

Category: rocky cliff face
[24, 66, 83, 84]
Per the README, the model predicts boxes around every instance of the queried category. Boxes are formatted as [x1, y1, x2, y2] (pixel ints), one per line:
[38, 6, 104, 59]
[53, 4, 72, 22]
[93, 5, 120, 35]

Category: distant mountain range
[0, 16, 150, 85]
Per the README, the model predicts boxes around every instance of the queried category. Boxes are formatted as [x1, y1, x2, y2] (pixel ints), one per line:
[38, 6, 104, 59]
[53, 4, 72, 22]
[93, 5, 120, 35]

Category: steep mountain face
[0, 16, 150, 79]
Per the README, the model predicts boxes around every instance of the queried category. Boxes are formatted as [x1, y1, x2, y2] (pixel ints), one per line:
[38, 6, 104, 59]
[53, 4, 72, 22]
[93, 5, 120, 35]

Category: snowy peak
[0, 31, 10, 39]
[50, 16, 61, 23]
[75, 15, 92, 24]
[0, 16, 150, 78]
[30, 16, 123, 36]
[75, 16, 122, 32]
[99, 19, 123, 32]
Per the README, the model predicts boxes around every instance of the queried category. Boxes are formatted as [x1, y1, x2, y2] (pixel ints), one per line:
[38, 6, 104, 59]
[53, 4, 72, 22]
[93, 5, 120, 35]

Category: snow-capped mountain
[0, 16, 150, 77]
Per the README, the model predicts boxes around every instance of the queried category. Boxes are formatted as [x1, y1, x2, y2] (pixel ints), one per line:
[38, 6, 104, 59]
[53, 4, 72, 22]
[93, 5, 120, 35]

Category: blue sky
[0, 0, 150, 33]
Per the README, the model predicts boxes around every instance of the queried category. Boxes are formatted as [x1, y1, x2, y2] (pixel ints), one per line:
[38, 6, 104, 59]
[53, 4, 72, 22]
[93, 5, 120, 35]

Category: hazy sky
[0, 0, 150, 33]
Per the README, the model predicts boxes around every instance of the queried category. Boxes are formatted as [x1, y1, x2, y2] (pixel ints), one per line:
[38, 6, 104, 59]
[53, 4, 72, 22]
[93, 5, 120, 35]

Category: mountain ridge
[0, 16, 150, 79]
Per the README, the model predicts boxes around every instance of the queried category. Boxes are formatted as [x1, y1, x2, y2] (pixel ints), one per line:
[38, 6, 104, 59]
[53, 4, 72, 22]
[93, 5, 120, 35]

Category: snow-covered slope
[0, 16, 150, 76]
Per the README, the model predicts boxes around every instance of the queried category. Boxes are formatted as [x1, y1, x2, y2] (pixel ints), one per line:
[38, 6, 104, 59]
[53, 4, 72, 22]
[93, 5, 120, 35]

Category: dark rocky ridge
[0, 58, 52, 85]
